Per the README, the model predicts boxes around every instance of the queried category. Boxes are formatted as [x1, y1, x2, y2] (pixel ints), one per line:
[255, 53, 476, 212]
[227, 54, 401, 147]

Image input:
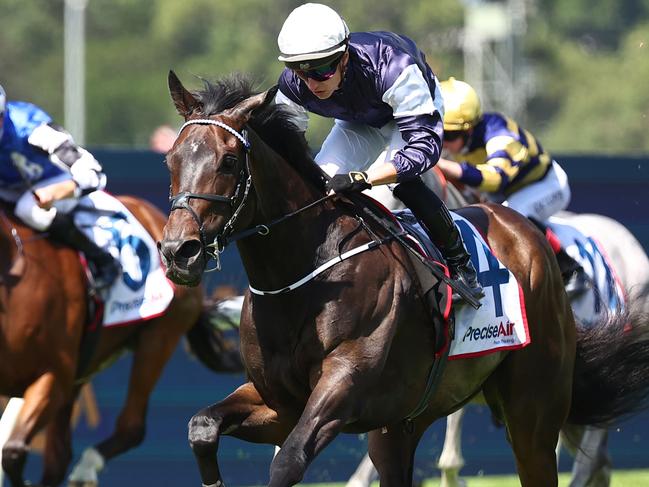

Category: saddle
[394, 210, 453, 354]
[349, 194, 453, 355]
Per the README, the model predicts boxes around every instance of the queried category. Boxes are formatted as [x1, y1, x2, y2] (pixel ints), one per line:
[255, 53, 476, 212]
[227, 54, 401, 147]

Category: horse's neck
[237, 141, 338, 291]
[248, 137, 320, 218]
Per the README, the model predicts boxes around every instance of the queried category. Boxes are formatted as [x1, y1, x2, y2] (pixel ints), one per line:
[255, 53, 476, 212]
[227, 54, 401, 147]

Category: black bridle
[169, 119, 255, 270]
[169, 118, 331, 270]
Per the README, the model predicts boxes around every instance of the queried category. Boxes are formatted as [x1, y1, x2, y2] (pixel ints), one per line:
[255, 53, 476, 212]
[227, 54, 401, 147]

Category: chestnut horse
[159, 72, 649, 487]
[0, 195, 241, 487]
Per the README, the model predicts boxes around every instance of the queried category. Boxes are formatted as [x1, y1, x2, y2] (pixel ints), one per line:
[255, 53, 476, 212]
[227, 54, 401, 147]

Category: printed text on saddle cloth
[448, 215, 529, 359]
[74, 191, 174, 326]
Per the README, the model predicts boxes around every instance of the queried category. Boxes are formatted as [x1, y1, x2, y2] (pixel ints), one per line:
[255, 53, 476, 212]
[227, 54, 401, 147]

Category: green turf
[419, 469, 649, 486]
[300, 469, 649, 487]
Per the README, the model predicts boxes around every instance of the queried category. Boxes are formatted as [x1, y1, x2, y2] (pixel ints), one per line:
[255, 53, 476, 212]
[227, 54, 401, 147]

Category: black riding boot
[528, 217, 588, 295]
[393, 179, 484, 301]
[48, 212, 120, 291]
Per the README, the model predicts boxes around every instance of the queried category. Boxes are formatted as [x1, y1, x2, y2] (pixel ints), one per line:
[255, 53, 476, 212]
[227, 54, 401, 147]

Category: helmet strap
[336, 50, 350, 90]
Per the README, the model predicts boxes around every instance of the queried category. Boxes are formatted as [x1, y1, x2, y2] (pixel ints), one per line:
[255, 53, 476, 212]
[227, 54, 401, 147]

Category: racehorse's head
[158, 71, 276, 286]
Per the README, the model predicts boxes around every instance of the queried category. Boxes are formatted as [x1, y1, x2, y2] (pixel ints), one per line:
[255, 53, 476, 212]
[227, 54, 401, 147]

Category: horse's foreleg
[3, 372, 68, 487]
[69, 322, 183, 486]
[41, 399, 74, 487]
[438, 408, 467, 487]
[189, 382, 291, 487]
[268, 364, 362, 487]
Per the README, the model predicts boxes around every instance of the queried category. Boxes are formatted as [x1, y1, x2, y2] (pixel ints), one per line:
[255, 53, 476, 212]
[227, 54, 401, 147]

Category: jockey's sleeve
[392, 114, 443, 182]
[27, 123, 107, 195]
[381, 63, 445, 181]
[458, 136, 527, 193]
[275, 89, 310, 132]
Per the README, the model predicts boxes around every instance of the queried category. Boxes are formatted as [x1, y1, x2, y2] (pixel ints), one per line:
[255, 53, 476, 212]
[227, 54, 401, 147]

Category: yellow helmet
[439, 77, 482, 131]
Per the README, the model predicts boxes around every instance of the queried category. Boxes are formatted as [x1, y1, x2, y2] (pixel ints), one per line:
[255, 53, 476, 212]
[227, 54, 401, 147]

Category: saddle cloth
[395, 210, 530, 359]
[73, 191, 174, 327]
[547, 216, 626, 325]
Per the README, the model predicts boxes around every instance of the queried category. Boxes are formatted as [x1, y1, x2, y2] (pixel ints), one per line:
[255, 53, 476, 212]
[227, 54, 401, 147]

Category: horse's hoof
[2, 439, 29, 485]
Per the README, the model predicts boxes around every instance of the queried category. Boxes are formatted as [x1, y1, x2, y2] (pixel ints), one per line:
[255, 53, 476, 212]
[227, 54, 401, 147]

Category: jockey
[0, 83, 120, 291]
[275, 3, 483, 301]
[435, 77, 585, 292]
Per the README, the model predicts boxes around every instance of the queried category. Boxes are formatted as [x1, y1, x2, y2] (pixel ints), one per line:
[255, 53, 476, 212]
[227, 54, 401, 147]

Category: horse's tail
[569, 298, 649, 425]
[184, 298, 244, 373]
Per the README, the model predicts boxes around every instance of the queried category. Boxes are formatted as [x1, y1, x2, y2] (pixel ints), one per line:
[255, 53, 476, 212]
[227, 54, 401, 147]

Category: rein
[0, 210, 27, 279]
[0, 210, 25, 257]
[170, 119, 333, 271]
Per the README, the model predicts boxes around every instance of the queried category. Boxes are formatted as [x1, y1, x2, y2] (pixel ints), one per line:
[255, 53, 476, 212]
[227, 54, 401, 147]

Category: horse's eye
[221, 154, 238, 171]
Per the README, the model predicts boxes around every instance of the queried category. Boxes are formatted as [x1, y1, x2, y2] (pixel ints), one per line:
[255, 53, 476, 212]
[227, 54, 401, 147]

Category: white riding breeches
[315, 120, 405, 177]
[502, 161, 571, 221]
[13, 175, 79, 231]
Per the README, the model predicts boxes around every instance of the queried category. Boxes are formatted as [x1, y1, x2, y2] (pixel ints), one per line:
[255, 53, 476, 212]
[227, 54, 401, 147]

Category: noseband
[169, 118, 333, 272]
[169, 119, 253, 270]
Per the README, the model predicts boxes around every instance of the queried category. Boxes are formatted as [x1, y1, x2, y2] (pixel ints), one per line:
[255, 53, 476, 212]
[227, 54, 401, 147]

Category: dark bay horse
[158, 72, 649, 487]
[0, 195, 240, 487]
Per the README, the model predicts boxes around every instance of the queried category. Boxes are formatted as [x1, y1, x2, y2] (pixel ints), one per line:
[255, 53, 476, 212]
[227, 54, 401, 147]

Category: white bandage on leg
[202, 481, 224, 487]
[68, 447, 105, 483]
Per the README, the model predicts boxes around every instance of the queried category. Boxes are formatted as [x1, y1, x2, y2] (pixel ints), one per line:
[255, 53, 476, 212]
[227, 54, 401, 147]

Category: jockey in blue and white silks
[0, 83, 119, 290]
[274, 3, 483, 302]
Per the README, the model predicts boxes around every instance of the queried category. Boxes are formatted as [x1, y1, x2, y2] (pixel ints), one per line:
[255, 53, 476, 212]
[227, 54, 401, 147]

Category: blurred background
[1, 0, 649, 486]
[2, 0, 649, 151]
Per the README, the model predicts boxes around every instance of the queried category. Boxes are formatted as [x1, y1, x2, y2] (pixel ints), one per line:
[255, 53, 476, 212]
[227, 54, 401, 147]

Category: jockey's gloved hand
[326, 171, 372, 194]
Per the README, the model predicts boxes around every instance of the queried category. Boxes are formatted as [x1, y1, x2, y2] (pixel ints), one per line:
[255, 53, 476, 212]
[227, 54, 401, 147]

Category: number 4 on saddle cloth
[71, 191, 174, 327]
[394, 210, 530, 359]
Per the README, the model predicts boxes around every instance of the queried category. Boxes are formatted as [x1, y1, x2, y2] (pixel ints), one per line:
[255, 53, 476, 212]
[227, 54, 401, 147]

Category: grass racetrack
[302, 470, 649, 487]
[419, 469, 649, 486]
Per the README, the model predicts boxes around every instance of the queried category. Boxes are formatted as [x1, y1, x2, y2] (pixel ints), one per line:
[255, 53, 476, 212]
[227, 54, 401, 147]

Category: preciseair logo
[462, 321, 516, 342]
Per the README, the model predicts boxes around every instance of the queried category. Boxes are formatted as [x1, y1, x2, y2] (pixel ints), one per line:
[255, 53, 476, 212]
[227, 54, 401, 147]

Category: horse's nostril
[177, 240, 202, 260]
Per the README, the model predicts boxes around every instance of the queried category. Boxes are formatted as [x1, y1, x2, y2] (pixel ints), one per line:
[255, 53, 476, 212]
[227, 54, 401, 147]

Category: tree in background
[0, 0, 647, 152]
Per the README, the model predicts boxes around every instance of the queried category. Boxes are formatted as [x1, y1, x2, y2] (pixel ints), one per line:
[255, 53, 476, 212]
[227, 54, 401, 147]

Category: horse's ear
[225, 85, 280, 124]
[168, 70, 200, 118]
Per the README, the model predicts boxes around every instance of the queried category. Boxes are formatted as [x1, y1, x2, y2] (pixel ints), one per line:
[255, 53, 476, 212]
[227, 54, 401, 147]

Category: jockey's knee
[14, 192, 56, 231]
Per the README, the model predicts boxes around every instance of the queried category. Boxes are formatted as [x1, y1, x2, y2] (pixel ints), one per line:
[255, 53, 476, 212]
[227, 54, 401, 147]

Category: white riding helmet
[277, 3, 349, 66]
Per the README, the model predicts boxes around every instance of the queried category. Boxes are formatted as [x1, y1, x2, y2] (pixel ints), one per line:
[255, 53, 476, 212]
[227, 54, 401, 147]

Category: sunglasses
[294, 56, 342, 82]
[444, 130, 466, 142]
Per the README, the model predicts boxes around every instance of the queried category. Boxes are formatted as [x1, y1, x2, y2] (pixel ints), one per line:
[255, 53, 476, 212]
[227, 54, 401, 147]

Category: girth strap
[249, 238, 389, 295]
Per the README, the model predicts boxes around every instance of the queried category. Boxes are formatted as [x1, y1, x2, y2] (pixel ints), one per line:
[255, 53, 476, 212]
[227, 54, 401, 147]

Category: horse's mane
[193, 74, 327, 192]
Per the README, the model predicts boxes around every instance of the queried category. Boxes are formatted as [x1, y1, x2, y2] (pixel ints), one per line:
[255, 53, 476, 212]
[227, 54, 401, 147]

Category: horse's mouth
[164, 260, 204, 287]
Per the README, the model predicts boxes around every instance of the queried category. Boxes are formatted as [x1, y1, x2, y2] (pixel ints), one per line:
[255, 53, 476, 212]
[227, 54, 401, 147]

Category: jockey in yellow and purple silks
[436, 77, 585, 291]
